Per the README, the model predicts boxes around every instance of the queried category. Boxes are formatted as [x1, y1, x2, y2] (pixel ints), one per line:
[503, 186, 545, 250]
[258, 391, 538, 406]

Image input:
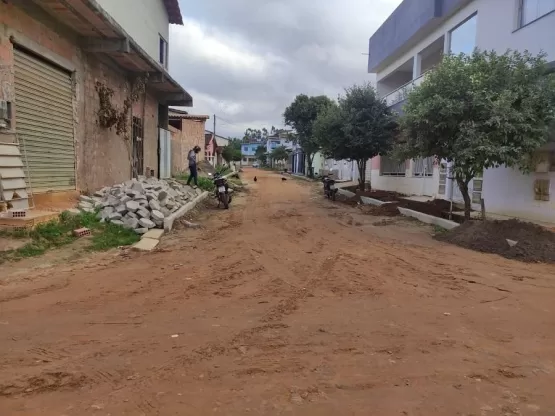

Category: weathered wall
[169, 118, 206, 175]
[0, 1, 160, 194]
[96, 0, 169, 65]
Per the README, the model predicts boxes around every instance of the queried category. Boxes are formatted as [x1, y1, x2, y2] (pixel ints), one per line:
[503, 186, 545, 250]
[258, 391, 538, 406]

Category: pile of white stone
[77, 176, 203, 234]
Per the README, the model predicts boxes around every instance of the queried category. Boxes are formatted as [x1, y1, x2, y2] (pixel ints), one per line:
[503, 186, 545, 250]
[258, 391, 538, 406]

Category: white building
[368, 0, 555, 222]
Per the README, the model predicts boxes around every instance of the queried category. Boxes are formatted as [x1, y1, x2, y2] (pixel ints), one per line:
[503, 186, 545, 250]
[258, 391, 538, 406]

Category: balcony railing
[382, 70, 432, 107]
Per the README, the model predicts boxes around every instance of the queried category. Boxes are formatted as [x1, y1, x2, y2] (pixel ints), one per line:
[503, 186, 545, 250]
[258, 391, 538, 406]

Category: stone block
[132, 237, 159, 251]
[126, 200, 140, 212]
[123, 217, 139, 229]
[111, 220, 124, 226]
[151, 210, 164, 222]
[126, 211, 138, 219]
[143, 229, 164, 240]
[78, 201, 93, 210]
[139, 218, 156, 229]
[108, 212, 122, 221]
[135, 228, 148, 235]
[137, 208, 150, 218]
[158, 190, 168, 201]
[79, 195, 93, 203]
[115, 204, 127, 214]
[119, 195, 132, 204]
[149, 199, 161, 211]
[131, 182, 145, 193]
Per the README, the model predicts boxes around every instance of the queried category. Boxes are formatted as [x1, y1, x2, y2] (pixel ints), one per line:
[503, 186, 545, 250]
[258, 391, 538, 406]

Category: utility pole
[213, 114, 216, 138]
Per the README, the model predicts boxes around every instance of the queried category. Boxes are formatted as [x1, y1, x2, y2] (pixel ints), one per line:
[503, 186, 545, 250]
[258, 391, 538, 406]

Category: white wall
[378, 0, 555, 82]
[484, 167, 555, 223]
[376, 1, 479, 82]
[96, 0, 169, 65]
[370, 165, 440, 197]
[476, 0, 555, 59]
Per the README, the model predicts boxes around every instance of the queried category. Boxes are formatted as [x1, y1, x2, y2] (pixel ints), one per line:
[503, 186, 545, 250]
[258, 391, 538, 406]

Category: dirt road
[2, 170, 555, 415]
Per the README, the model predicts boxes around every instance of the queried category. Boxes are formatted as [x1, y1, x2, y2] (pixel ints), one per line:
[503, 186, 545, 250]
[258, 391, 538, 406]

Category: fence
[381, 156, 406, 176]
[413, 157, 434, 177]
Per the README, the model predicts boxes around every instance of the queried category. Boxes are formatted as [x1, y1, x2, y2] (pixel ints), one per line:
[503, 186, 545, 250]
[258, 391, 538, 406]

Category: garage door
[14, 48, 76, 192]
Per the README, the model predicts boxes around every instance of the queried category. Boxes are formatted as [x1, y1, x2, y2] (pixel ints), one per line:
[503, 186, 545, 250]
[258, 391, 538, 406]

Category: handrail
[381, 69, 433, 107]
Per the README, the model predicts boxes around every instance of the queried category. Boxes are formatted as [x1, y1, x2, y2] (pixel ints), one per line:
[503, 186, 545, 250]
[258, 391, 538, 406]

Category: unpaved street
[2, 170, 555, 415]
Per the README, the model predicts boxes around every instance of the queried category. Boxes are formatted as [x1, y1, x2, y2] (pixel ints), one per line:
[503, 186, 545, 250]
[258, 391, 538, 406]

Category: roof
[163, 0, 183, 25]
[25, 0, 192, 106]
[169, 111, 210, 120]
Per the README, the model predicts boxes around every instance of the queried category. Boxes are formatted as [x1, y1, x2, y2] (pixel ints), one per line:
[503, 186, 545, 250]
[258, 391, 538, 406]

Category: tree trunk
[356, 159, 367, 191]
[307, 153, 315, 178]
[456, 177, 472, 220]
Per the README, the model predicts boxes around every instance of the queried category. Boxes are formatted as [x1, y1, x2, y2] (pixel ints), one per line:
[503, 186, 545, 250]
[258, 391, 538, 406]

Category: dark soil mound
[336, 193, 361, 206]
[343, 187, 403, 202]
[401, 199, 450, 219]
[358, 203, 400, 217]
[436, 219, 555, 263]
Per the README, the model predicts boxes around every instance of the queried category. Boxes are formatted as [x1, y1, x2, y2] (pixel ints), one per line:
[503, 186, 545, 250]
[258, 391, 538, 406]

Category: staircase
[0, 142, 31, 211]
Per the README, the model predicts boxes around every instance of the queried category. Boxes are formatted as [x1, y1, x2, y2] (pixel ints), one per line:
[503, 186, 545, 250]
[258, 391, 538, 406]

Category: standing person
[187, 145, 201, 188]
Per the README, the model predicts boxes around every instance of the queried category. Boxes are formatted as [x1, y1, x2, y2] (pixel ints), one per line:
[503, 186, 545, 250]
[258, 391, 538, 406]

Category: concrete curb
[397, 207, 459, 230]
[360, 196, 399, 207]
[163, 191, 209, 233]
[337, 188, 356, 198]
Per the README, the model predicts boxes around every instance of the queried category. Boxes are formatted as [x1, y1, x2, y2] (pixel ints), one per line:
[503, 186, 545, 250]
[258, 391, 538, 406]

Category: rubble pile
[77, 177, 203, 234]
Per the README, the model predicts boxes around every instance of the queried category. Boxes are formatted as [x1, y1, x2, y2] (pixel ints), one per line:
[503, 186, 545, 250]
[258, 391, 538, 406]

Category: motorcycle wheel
[221, 193, 229, 209]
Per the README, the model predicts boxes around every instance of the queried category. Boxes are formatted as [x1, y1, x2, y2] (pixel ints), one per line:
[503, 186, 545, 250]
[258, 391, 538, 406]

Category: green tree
[243, 128, 269, 142]
[222, 138, 242, 162]
[255, 145, 267, 165]
[283, 94, 334, 177]
[270, 145, 290, 167]
[399, 50, 555, 219]
[314, 83, 397, 191]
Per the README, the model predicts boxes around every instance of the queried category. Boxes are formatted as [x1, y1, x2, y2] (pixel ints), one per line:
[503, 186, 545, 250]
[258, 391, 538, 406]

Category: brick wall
[0, 1, 160, 194]
[169, 118, 207, 176]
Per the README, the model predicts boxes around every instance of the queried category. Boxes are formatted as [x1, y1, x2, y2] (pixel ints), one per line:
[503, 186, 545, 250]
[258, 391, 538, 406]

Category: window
[449, 14, 477, 55]
[159, 35, 168, 68]
[471, 171, 483, 204]
[381, 156, 406, 176]
[438, 163, 447, 194]
[534, 179, 550, 201]
[520, 0, 555, 27]
[413, 157, 434, 177]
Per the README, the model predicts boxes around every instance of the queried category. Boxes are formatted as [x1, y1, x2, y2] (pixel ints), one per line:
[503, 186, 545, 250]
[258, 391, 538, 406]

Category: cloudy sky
[169, 0, 402, 138]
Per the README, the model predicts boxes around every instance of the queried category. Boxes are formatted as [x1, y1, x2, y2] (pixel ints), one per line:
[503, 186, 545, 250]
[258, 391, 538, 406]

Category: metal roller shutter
[14, 48, 76, 192]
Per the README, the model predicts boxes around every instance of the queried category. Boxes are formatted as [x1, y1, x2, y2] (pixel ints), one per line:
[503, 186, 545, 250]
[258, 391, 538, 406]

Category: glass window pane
[538, 0, 555, 17]
[522, 0, 538, 25]
[449, 14, 477, 55]
[522, 0, 555, 26]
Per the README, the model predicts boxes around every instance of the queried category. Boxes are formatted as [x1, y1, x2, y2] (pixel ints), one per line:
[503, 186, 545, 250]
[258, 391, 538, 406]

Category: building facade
[241, 142, 263, 166]
[0, 0, 191, 209]
[368, 0, 555, 222]
[168, 110, 209, 176]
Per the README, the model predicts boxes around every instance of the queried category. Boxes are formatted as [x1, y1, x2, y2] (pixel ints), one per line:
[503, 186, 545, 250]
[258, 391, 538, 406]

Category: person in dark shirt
[187, 145, 201, 188]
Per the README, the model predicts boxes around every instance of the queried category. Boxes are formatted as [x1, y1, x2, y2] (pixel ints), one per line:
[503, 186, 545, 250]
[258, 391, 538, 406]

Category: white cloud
[169, 0, 402, 138]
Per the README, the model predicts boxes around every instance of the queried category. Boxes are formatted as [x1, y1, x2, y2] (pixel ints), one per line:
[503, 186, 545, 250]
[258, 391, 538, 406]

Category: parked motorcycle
[322, 175, 338, 201]
[210, 173, 232, 209]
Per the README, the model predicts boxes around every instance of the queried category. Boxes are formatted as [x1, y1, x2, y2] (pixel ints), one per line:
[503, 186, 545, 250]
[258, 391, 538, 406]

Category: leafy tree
[243, 127, 269, 142]
[255, 145, 267, 165]
[314, 83, 397, 191]
[399, 50, 555, 219]
[270, 145, 290, 165]
[283, 94, 334, 177]
[222, 138, 242, 162]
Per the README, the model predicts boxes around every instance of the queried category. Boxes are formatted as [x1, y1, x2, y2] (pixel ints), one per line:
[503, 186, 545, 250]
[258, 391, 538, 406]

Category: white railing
[382, 70, 432, 107]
